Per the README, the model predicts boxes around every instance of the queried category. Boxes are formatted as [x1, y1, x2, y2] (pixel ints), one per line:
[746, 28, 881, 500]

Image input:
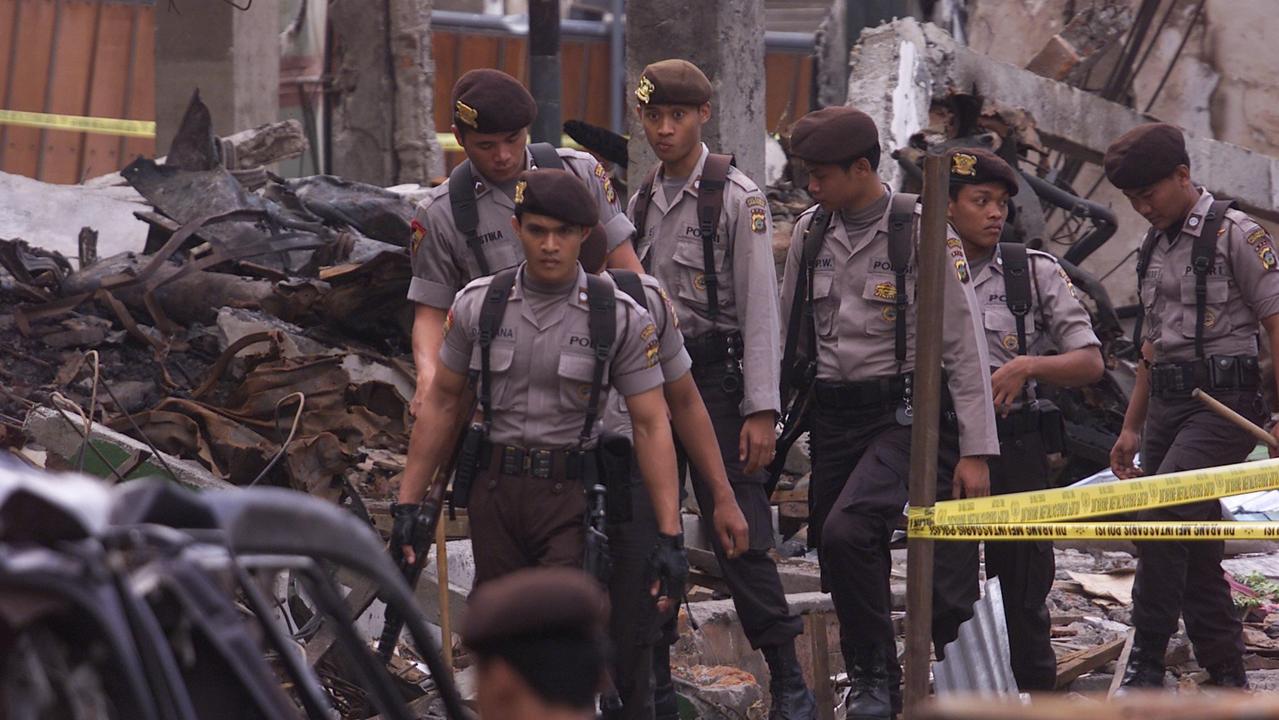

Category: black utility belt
[1149, 355, 1260, 398]
[996, 400, 1065, 454]
[685, 330, 743, 367]
[480, 441, 595, 480]
[814, 375, 910, 410]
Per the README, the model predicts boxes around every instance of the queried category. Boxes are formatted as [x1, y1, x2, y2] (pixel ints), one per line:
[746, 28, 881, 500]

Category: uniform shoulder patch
[657, 286, 679, 329]
[443, 307, 455, 334]
[750, 206, 767, 233]
[410, 218, 427, 256]
[1258, 243, 1278, 271]
[954, 257, 971, 284]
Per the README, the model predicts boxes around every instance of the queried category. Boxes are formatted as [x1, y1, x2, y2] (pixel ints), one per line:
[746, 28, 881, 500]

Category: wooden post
[903, 149, 950, 716]
[435, 518, 453, 675]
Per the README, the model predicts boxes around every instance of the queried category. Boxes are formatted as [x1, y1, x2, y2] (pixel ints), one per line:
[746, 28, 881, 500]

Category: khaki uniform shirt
[409, 146, 634, 308]
[600, 273, 692, 439]
[1140, 189, 1279, 362]
[626, 144, 781, 417]
[439, 264, 664, 449]
[780, 192, 1000, 457]
[973, 245, 1100, 369]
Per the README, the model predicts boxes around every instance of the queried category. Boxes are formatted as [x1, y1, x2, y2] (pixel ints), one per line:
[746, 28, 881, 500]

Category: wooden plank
[1107, 629, 1135, 697]
[42, 0, 100, 184]
[431, 31, 459, 132]
[806, 613, 836, 720]
[1054, 636, 1126, 689]
[4, 0, 58, 179]
[79, 2, 133, 179]
[118, 4, 155, 167]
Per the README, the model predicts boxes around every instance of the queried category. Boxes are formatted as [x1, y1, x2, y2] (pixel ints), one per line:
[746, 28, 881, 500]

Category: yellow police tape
[906, 457, 1279, 541]
[0, 109, 156, 138]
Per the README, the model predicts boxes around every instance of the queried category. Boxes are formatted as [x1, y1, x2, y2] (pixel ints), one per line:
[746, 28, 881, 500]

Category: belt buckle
[530, 449, 554, 479]
[501, 447, 524, 476]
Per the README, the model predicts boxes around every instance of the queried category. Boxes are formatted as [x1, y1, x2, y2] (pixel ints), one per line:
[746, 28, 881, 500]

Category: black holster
[595, 432, 634, 524]
[450, 424, 486, 510]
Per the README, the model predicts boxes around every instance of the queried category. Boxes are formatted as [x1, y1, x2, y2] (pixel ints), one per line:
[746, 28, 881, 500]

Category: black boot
[1205, 656, 1250, 689]
[1116, 632, 1168, 692]
[762, 642, 817, 720]
[845, 645, 892, 720]
[652, 641, 679, 720]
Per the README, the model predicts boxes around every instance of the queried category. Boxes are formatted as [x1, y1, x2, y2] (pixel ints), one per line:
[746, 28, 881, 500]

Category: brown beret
[789, 106, 879, 164]
[462, 568, 608, 651]
[948, 147, 1019, 196]
[579, 224, 609, 273]
[451, 69, 537, 135]
[636, 59, 712, 106]
[514, 169, 600, 227]
[1104, 122, 1189, 190]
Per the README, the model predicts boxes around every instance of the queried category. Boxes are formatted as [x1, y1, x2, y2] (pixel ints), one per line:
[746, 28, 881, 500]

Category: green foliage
[1232, 571, 1279, 609]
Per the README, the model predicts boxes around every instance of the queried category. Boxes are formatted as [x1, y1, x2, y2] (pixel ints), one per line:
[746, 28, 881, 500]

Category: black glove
[390, 502, 421, 555]
[646, 532, 689, 601]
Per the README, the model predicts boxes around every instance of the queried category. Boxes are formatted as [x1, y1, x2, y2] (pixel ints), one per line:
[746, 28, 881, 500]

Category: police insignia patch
[954, 258, 970, 283]
[750, 207, 766, 233]
[514, 180, 527, 205]
[443, 308, 454, 334]
[745, 196, 767, 210]
[693, 273, 706, 291]
[636, 75, 655, 104]
[644, 340, 660, 368]
[658, 287, 679, 328]
[1259, 244, 1278, 270]
[1002, 334, 1019, 351]
[455, 100, 479, 129]
[881, 306, 897, 323]
[1056, 266, 1078, 298]
[1249, 228, 1270, 246]
[1204, 310, 1217, 328]
[410, 218, 427, 256]
[594, 163, 606, 178]
[874, 282, 896, 300]
[946, 237, 962, 249]
[951, 153, 977, 177]
[603, 177, 617, 205]
[640, 323, 656, 341]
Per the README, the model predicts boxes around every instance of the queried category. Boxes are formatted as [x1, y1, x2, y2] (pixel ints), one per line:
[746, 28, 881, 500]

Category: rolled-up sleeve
[610, 302, 667, 397]
[408, 194, 466, 309]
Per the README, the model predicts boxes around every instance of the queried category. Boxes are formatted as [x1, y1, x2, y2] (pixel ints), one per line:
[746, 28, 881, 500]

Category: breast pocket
[558, 352, 603, 413]
[476, 236, 522, 276]
[468, 343, 516, 408]
[861, 274, 914, 335]
[983, 307, 1035, 355]
[1177, 275, 1232, 339]
[672, 237, 728, 310]
[811, 270, 837, 338]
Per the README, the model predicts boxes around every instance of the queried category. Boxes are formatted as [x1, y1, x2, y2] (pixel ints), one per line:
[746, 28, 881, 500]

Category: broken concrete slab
[0, 172, 149, 267]
[24, 405, 233, 491]
[847, 18, 1279, 222]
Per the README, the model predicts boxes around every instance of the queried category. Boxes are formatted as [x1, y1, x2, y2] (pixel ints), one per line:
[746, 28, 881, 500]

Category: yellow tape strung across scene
[0, 109, 156, 138]
[906, 457, 1279, 541]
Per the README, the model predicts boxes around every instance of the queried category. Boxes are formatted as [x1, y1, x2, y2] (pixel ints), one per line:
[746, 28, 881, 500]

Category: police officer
[396, 169, 687, 608]
[462, 567, 611, 720]
[781, 107, 999, 719]
[1106, 123, 1279, 690]
[580, 227, 751, 720]
[947, 147, 1104, 692]
[408, 68, 644, 416]
[628, 59, 814, 719]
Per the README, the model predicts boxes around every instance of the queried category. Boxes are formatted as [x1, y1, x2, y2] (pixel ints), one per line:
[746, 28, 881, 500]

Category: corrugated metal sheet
[933, 577, 1019, 696]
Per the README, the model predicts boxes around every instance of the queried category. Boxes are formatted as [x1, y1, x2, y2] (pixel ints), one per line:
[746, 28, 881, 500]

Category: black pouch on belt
[450, 424, 485, 510]
[1034, 399, 1065, 455]
[595, 431, 635, 523]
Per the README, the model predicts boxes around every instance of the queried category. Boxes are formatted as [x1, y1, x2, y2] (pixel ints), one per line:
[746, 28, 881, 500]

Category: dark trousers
[606, 471, 660, 720]
[1131, 389, 1263, 668]
[682, 364, 803, 649]
[986, 431, 1057, 692]
[468, 465, 587, 586]
[810, 401, 979, 670]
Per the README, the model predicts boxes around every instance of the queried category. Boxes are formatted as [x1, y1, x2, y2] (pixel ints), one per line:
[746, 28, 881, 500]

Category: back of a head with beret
[578, 224, 609, 274]
[463, 567, 609, 711]
[452, 68, 538, 135]
[636, 59, 713, 107]
[1104, 122, 1189, 190]
[514, 169, 601, 228]
[789, 106, 881, 167]
[948, 147, 1019, 197]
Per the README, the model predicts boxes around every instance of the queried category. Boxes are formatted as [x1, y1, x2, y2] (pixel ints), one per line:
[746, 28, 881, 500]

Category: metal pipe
[903, 149, 949, 715]
[528, 0, 561, 145]
[608, 0, 624, 134]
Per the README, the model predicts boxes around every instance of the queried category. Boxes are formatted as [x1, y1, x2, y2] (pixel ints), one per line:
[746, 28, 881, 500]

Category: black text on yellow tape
[909, 520, 1279, 541]
[0, 109, 155, 138]
[909, 458, 1279, 527]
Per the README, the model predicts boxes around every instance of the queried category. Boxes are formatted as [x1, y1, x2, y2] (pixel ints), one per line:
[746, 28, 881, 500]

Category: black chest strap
[780, 208, 832, 399]
[887, 193, 919, 371]
[1191, 199, 1235, 359]
[1132, 226, 1160, 349]
[450, 143, 565, 277]
[999, 242, 1032, 356]
[580, 275, 616, 447]
[476, 268, 519, 434]
[607, 269, 648, 312]
[632, 167, 660, 273]
[696, 154, 733, 328]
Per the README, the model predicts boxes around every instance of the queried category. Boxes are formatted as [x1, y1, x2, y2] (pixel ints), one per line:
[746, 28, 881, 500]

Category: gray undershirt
[662, 175, 688, 205]
[521, 269, 576, 324]
[841, 192, 891, 239]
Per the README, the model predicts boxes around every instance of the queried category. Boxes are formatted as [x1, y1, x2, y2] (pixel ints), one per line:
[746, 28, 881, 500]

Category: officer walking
[579, 226, 751, 720]
[781, 107, 999, 720]
[628, 59, 815, 719]
[1106, 123, 1279, 690]
[396, 169, 687, 608]
[946, 147, 1104, 692]
[462, 567, 611, 720]
[408, 68, 644, 416]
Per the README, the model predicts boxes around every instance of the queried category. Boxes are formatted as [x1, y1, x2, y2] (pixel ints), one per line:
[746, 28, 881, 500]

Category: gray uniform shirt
[780, 192, 1000, 457]
[409, 146, 635, 308]
[626, 144, 781, 417]
[439, 264, 664, 449]
[1139, 189, 1279, 361]
[600, 273, 692, 439]
[972, 245, 1101, 368]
